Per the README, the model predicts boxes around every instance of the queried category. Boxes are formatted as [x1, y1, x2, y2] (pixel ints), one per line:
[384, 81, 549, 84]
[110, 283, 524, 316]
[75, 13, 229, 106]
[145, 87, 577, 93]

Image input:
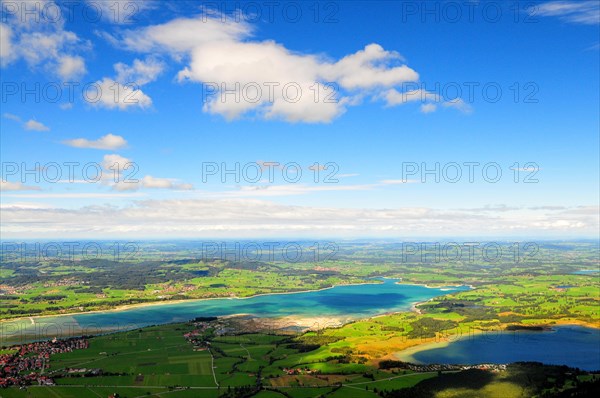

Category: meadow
[1, 241, 599, 397]
[1, 241, 598, 321]
[2, 318, 597, 398]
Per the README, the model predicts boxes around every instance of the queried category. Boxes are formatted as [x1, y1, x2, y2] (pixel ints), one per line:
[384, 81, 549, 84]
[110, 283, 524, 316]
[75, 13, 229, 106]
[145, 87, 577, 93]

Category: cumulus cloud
[84, 57, 162, 110]
[420, 103, 437, 113]
[320, 44, 419, 89]
[175, 38, 349, 122]
[114, 57, 164, 85]
[105, 14, 467, 122]
[24, 119, 50, 131]
[0, 2, 88, 79]
[63, 133, 128, 150]
[102, 153, 133, 170]
[120, 15, 252, 52]
[0, 23, 14, 66]
[86, 78, 152, 110]
[96, 154, 194, 191]
[57, 55, 86, 79]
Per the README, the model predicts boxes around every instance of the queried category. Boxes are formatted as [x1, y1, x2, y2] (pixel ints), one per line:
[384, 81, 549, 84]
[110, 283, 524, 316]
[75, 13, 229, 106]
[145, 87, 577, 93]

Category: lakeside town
[0, 337, 89, 388]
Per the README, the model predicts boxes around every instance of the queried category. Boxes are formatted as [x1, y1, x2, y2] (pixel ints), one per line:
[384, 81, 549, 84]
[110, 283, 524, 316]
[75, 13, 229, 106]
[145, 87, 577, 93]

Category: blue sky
[1, 0, 598, 238]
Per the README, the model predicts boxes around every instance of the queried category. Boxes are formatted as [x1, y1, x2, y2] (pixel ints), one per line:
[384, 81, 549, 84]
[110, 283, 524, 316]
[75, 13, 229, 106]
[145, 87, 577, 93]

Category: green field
[2, 241, 598, 321]
[1, 241, 599, 397]
[2, 318, 598, 398]
[2, 319, 433, 397]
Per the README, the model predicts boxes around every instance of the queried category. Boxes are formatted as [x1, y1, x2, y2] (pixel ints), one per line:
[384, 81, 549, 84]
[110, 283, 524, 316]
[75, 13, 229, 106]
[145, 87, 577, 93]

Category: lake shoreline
[393, 321, 600, 364]
[393, 324, 600, 371]
[0, 280, 390, 325]
[4, 279, 595, 354]
[1, 279, 473, 325]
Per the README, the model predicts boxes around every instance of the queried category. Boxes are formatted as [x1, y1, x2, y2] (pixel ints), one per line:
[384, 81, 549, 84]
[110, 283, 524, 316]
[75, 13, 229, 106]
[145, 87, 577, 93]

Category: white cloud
[176, 39, 347, 122]
[24, 119, 50, 131]
[420, 103, 437, 113]
[97, 154, 193, 191]
[384, 89, 441, 105]
[0, 180, 41, 191]
[18, 30, 79, 66]
[57, 55, 86, 79]
[63, 134, 128, 150]
[536, 1, 600, 25]
[4, 114, 50, 131]
[114, 57, 164, 85]
[100, 154, 136, 186]
[0, 202, 55, 210]
[3, 113, 21, 122]
[382, 89, 470, 114]
[120, 15, 252, 53]
[102, 154, 133, 169]
[442, 98, 473, 114]
[0, 2, 88, 78]
[111, 15, 441, 122]
[86, 78, 152, 110]
[86, 57, 162, 111]
[1, 199, 596, 238]
[0, 23, 14, 66]
[320, 44, 419, 89]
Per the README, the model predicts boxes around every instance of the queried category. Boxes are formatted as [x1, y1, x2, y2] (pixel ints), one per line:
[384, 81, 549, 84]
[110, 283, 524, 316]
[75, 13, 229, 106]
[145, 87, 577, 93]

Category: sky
[0, 0, 599, 239]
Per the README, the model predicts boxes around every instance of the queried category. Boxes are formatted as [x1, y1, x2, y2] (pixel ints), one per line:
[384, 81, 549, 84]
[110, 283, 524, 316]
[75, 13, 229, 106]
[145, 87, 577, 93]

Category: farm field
[1, 318, 598, 398]
[1, 241, 598, 321]
[1, 241, 599, 397]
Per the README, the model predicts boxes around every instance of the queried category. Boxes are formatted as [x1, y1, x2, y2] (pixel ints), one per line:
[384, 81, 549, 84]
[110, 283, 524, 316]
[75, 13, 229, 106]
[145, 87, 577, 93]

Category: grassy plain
[1, 241, 598, 321]
[2, 319, 597, 398]
[1, 241, 598, 397]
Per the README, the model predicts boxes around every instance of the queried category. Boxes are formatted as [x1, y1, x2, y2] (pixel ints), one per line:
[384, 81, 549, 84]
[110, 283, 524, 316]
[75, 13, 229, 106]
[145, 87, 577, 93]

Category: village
[0, 336, 88, 388]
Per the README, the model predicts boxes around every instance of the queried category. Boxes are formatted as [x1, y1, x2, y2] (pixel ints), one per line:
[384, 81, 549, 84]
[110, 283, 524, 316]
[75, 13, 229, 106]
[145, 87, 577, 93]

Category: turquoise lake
[573, 269, 600, 275]
[2, 279, 598, 370]
[400, 325, 600, 371]
[0, 279, 468, 345]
